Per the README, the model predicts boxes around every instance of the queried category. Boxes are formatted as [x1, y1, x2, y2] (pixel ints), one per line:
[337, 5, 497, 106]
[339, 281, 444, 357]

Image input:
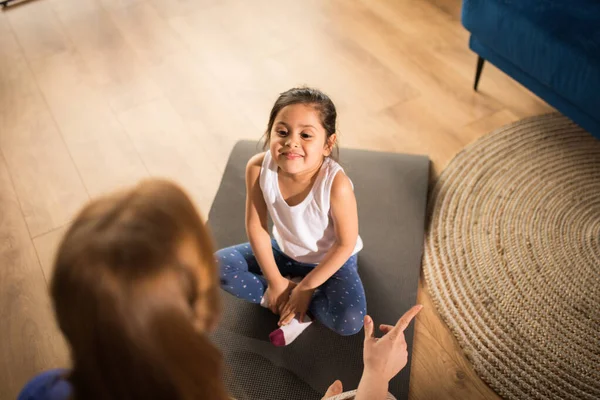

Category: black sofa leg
[474, 56, 485, 91]
[1, 0, 26, 7]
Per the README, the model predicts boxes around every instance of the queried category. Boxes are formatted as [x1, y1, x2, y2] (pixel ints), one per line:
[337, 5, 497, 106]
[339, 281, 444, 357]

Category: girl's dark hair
[263, 87, 339, 158]
[51, 179, 228, 400]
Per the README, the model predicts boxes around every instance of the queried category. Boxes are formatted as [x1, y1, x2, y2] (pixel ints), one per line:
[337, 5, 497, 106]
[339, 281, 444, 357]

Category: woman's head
[51, 179, 227, 400]
[264, 87, 339, 175]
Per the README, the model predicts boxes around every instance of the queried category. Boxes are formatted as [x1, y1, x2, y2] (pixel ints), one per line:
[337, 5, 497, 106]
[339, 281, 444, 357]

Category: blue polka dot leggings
[216, 240, 367, 336]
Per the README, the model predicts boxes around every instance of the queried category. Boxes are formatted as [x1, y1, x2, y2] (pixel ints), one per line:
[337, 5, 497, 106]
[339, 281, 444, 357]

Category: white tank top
[259, 150, 363, 264]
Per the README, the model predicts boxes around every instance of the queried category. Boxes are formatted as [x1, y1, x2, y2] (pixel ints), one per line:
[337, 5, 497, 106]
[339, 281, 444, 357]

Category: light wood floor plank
[29, 51, 148, 197]
[145, 0, 220, 19]
[96, 0, 144, 11]
[460, 109, 522, 146]
[105, 1, 185, 66]
[32, 226, 68, 284]
[427, 0, 463, 20]
[414, 277, 503, 400]
[166, 6, 287, 131]
[50, 0, 162, 113]
[4, 0, 72, 61]
[116, 97, 224, 217]
[327, 1, 503, 125]
[386, 97, 466, 176]
[0, 152, 69, 399]
[0, 16, 89, 237]
[147, 50, 259, 172]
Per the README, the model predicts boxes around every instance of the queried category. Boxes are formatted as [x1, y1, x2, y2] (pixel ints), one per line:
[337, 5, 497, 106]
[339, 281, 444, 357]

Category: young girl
[217, 87, 366, 346]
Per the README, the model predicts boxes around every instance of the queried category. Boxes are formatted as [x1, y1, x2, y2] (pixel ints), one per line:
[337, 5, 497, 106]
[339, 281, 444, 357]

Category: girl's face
[269, 103, 336, 176]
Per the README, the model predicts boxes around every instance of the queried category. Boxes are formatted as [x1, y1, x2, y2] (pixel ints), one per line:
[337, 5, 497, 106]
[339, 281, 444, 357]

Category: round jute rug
[423, 113, 600, 400]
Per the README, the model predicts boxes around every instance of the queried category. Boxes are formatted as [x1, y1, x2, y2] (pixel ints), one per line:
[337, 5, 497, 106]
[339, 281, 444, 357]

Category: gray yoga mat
[208, 141, 429, 400]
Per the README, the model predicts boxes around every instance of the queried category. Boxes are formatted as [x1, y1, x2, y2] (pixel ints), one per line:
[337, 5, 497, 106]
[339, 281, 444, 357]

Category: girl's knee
[215, 248, 242, 281]
[332, 308, 365, 336]
[215, 246, 237, 260]
[215, 246, 241, 265]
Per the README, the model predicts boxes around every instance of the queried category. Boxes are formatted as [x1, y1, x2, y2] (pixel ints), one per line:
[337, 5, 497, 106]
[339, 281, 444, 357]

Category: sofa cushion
[462, 0, 600, 120]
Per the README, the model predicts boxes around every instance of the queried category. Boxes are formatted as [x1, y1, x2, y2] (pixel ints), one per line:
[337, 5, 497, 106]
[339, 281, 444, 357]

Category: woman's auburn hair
[51, 179, 228, 400]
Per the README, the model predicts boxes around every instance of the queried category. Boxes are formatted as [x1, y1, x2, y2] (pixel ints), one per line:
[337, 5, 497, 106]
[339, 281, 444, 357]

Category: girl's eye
[301, 133, 312, 139]
[277, 130, 288, 136]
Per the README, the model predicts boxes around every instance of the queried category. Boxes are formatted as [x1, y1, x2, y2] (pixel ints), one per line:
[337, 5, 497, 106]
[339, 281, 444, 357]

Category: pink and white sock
[260, 282, 313, 346]
[269, 316, 312, 346]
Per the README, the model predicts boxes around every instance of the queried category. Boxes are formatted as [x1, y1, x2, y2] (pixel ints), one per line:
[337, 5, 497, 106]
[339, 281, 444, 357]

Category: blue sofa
[462, 0, 600, 139]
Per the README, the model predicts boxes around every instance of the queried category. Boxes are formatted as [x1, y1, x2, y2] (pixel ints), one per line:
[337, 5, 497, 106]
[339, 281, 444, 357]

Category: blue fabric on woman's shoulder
[18, 369, 72, 400]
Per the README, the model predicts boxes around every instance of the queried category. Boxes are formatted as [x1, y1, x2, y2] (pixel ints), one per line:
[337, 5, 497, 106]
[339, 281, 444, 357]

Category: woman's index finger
[395, 305, 423, 332]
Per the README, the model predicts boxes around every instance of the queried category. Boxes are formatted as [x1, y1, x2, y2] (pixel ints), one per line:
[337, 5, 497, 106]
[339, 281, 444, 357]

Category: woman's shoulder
[18, 369, 72, 400]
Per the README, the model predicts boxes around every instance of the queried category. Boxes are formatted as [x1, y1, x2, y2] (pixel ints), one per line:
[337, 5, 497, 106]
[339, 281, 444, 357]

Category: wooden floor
[0, 0, 554, 398]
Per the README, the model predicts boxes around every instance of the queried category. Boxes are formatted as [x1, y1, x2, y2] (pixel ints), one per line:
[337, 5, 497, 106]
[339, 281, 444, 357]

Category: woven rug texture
[424, 113, 600, 400]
